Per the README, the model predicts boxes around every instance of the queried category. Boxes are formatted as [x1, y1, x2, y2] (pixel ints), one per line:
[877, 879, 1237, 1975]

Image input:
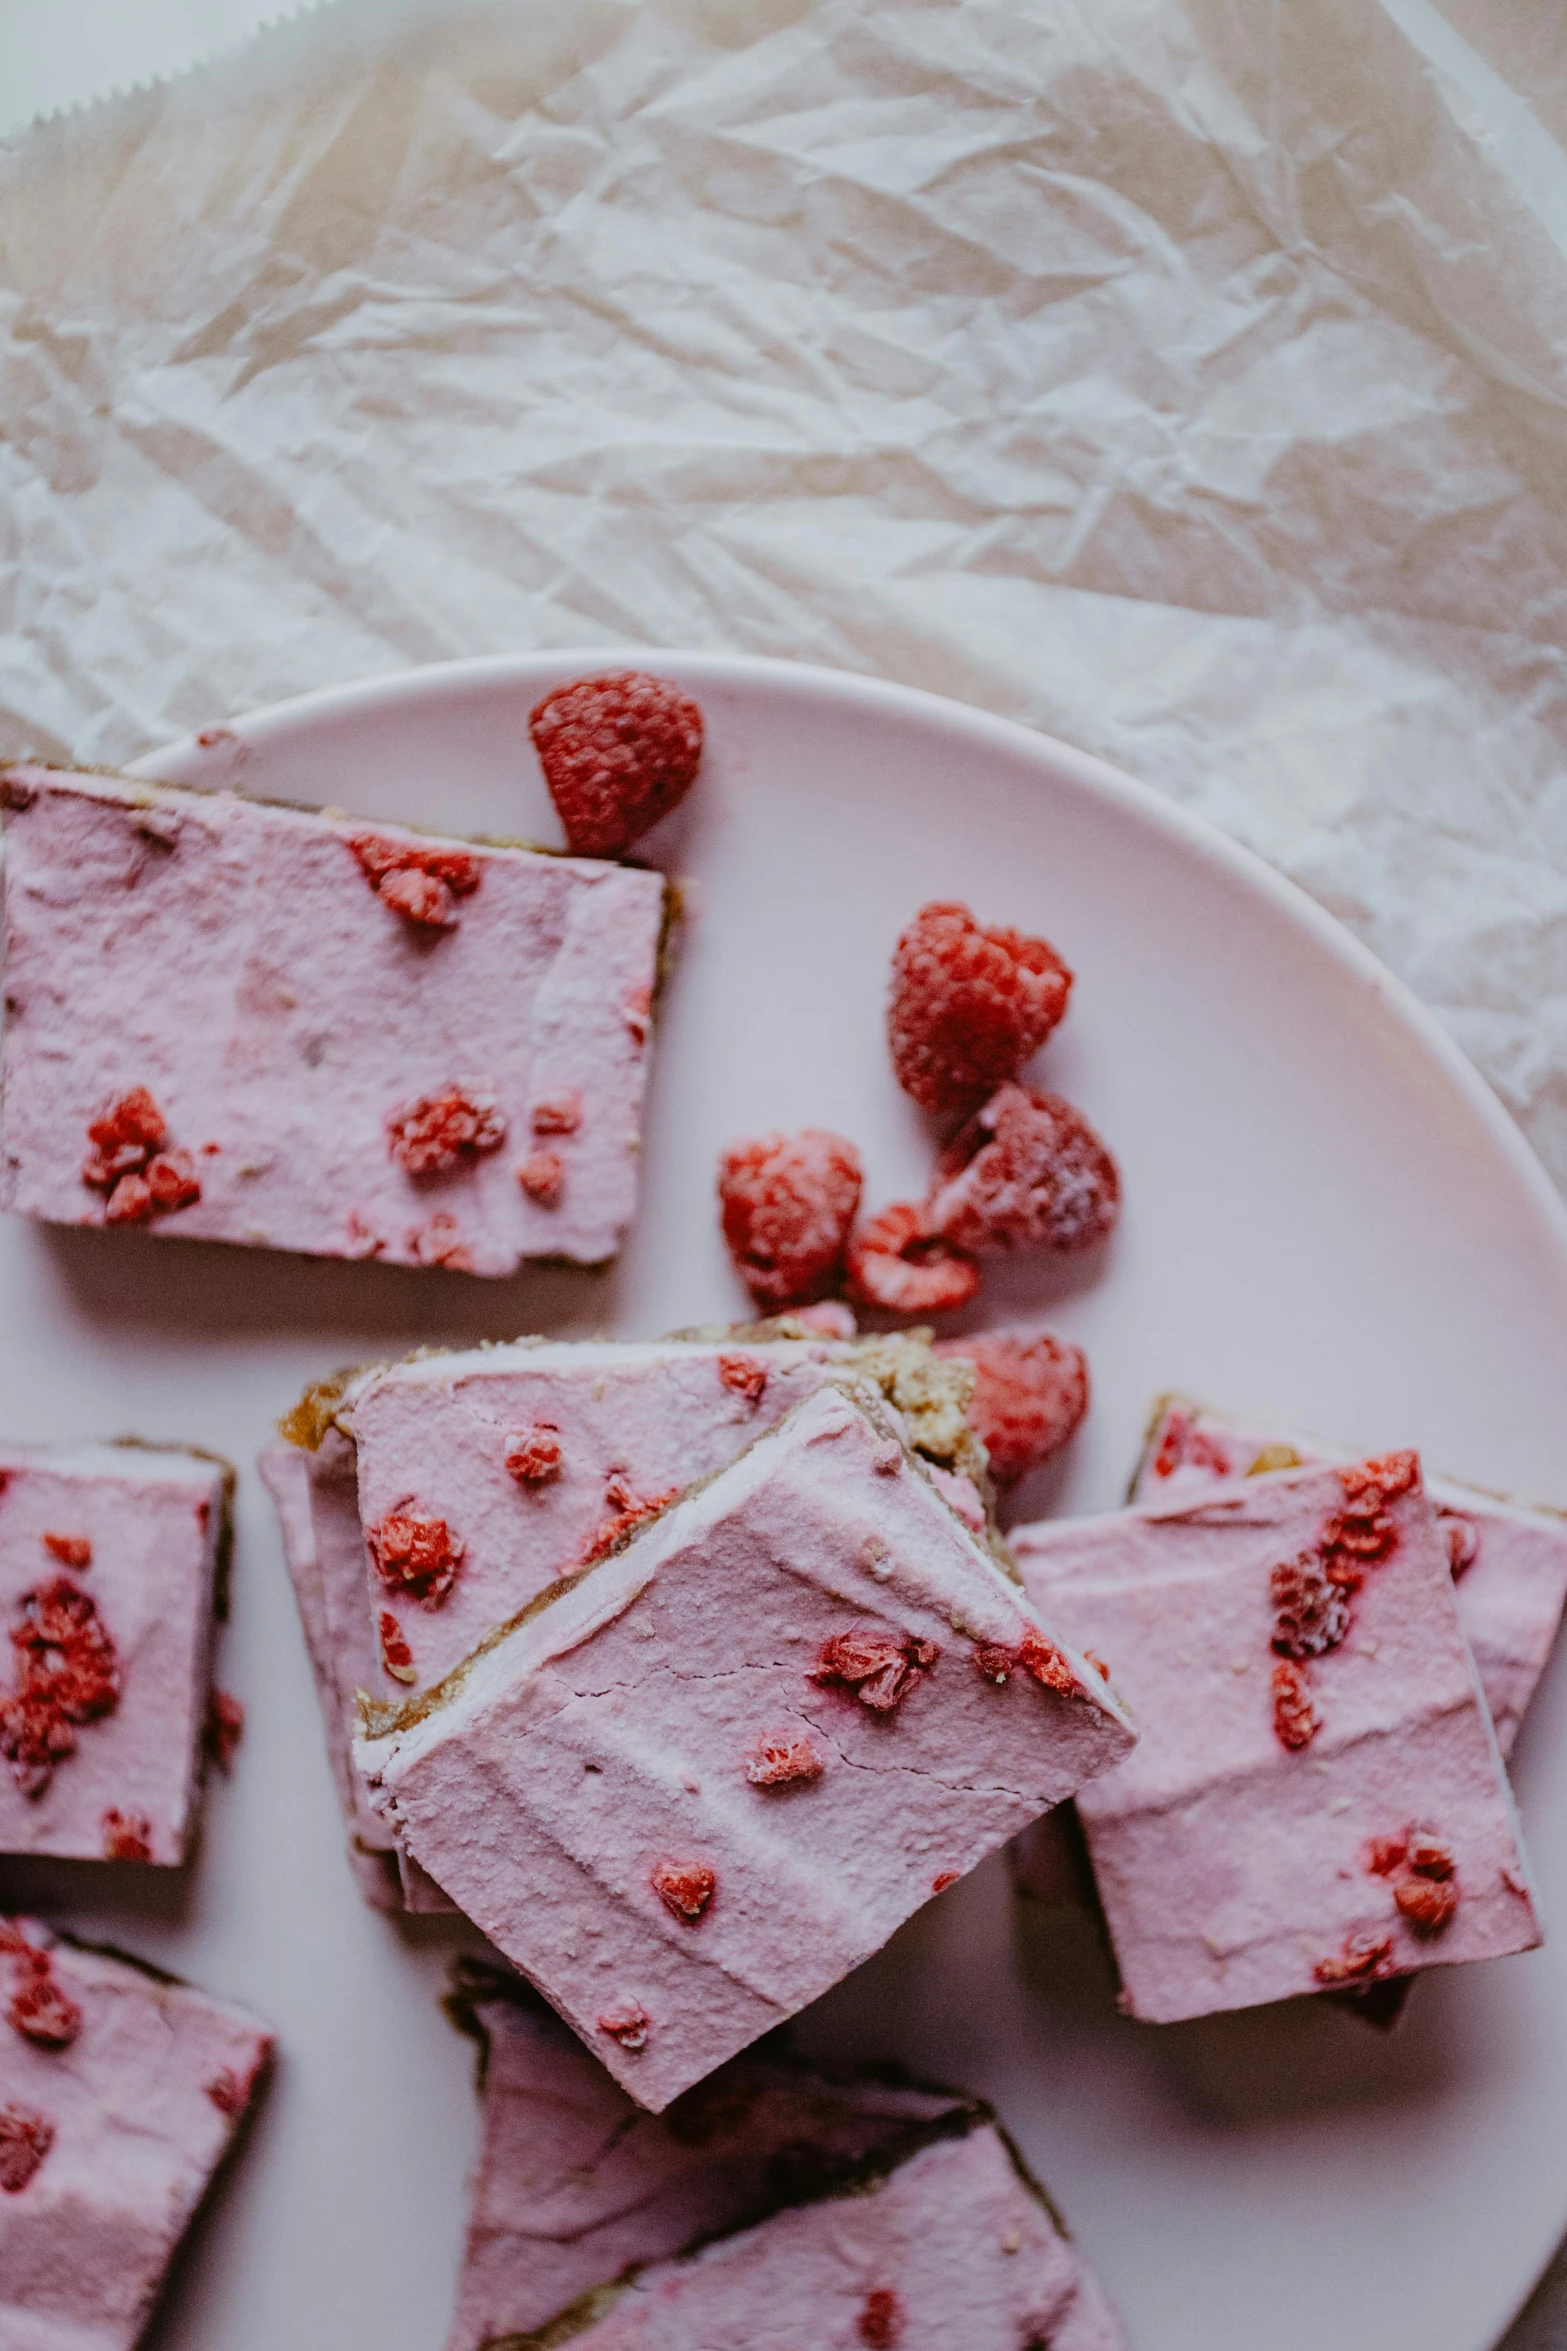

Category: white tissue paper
[2, 0, 1567, 1203]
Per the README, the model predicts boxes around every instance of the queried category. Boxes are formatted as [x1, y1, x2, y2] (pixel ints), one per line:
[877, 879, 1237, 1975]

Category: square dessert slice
[1013, 1454, 1540, 2023]
[0, 1440, 229, 1866]
[356, 1381, 1131, 2109]
[350, 1326, 988, 1704]
[0, 1917, 271, 2351]
[508, 2111, 1122, 2351]
[0, 765, 666, 1273]
[1132, 1395, 1567, 1755]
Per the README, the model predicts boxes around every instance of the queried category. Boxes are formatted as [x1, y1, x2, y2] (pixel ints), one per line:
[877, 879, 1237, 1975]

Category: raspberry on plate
[926, 1083, 1118, 1255]
[529, 671, 704, 857]
[888, 902, 1072, 1115]
[846, 1204, 980, 1316]
[717, 1130, 863, 1311]
[933, 1331, 1088, 1486]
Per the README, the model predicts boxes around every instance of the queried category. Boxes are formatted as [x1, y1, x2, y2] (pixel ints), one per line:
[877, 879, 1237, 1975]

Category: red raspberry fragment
[206, 2068, 253, 2119]
[379, 867, 456, 927]
[1407, 1833, 1455, 1880]
[717, 1130, 863, 1312]
[579, 1485, 679, 1569]
[145, 1149, 201, 1212]
[1013, 1627, 1084, 1697]
[0, 2105, 52, 2193]
[1270, 1550, 1350, 1660]
[972, 1643, 1017, 1684]
[931, 1870, 961, 1895]
[88, 1087, 167, 1157]
[598, 2000, 650, 2052]
[387, 1088, 506, 1178]
[1343, 1452, 1419, 1509]
[1364, 1834, 1408, 1878]
[531, 1091, 582, 1135]
[516, 1150, 564, 1207]
[407, 1213, 474, 1272]
[718, 1354, 768, 1406]
[12, 1580, 120, 1725]
[505, 1425, 563, 1485]
[846, 1204, 979, 1316]
[530, 671, 704, 857]
[370, 1514, 463, 1608]
[349, 833, 481, 930]
[42, 1534, 91, 1570]
[1396, 1876, 1459, 1936]
[812, 1627, 939, 1714]
[105, 1171, 155, 1224]
[1271, 1658, 1317, 1751]
[205, 1689, 245, 1772]
[888, 901, 1072, 1115]
[378, 1612, 417, 1684]
[926, 1083, 1119, 1257]
[744, 1734, 823, 1788]
[858, 2288, 905, 2347]
[101, 1808, 152, 1862]
[1313, 1931, 1395, 1988]
[933, 1330, 1088, 1486]
[0, 1692, 76, 1799]
[8, 1962, 80, 2050]
[651, 1859, 717, 1923]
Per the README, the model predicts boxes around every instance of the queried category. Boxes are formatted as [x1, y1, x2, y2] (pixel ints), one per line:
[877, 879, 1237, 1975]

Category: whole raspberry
[845, 1203, 979, 1316]
[926, 1083, 1118, 1256]
[888, 902, 1072, 1114]
[529, 671, 703, 857]
[933, 1330, 1088, 1485]
[717, 1130, 863, 1312]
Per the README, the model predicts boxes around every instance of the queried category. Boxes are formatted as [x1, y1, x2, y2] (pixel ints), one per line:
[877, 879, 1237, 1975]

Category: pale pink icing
[0, 1443, 226, 1866]
[0, 767, 665, 1273]
[357, 1382, 1132, 2110]
[1131, 1395, 1567, 1755]
[1014, 1458, 1540, 2023]
[0, 1919, 272, 2350]
[548, 2124, 1125, 2349]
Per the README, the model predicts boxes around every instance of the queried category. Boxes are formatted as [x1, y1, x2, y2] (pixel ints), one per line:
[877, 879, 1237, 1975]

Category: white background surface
[0, 0, 322, 134]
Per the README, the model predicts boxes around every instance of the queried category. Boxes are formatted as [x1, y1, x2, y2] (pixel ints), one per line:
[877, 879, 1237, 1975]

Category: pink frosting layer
[555, 2124, 1124, 2350]
[1132, 1395, 1567, 1755]
[358, 1382, 1132, 2110]
[0, 1443, 225, 1866]
[0, 1919, 272, 2350]
[0, 767, 664, 1273]
[1015, 1458, 1540, 2023]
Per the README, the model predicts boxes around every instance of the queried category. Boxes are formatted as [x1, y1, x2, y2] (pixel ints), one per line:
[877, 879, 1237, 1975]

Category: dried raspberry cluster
[387, 1087, 506, 1179]
[811, 1627, 938, 1714]
[81, 1088, 201, 1227]
[0, 1577, 121, 1799]
[350, 832, 482, 930]
[1267, 1454, 1420, 1753]
[0, 1924, 81, 2050]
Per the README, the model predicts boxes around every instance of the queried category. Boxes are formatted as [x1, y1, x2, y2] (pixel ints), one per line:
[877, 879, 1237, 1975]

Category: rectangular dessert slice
[0, 1917, 271, 2351]
[356, 1380, 1131, 2109]
[1013, 1454, 1540, 2023]
[0, 1440, 229, 1866]
[1130, 1394, 1567, 1755]
[0, 764, 666, 1273]
[511, 2112, 1123, 2350]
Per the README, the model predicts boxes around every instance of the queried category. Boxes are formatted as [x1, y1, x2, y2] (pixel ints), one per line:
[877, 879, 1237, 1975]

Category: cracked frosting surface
[0, 1442, 226, 1867]
[0, 767, 664, 1273]
[1015, 1458, 1540, 2023]
[0, 1919, 271, 2351]
[357, 1382, 1131, 2109]
[1131, 1394, 1567, 1757]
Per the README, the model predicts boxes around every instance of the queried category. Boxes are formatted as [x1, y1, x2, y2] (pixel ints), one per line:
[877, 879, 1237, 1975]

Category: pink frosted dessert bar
[0, 1440, 230, 1866]
[0, 1917, 271, 2350]
[0, 765, 666, 1274]
[1132, 1395, 1567, 1756]
[446, 1968, 1125, 2351]
[1013, 1454, 1539, 2023]
[357, 1381, 1131, 2109]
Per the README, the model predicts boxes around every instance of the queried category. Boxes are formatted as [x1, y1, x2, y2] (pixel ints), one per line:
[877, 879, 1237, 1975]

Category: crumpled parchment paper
[3, 0, 1567, 1204]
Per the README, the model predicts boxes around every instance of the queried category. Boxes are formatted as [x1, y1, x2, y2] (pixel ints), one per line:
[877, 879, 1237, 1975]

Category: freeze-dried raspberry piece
[380, 866, 456, 926]
[1313, 1931, 1395, 1987]
[102, 1808, 152, 1862]
[933, 1330, 1087, 1485]
[0, 1693, 75, 1800]
[931, 1870, 961, 1895]
[887, 901, 1072, 1114]
[505, 1425, 563, 1484]
[8, 1959, 80, 2050]
[408, 1213, 474, 1271]
[846, 1204, 979, 1316]
[744, 1734, 823, 1788]
[972, 1643, 1017, 1684]
[598, 2000, 649, 2051]
[858, 2289, 905, 2347]
[1407, 1833, 1455, 1879]
[42, 1533, 90, 1569]
[1270, 1550, 1350, 1659]
[370, 1513, 463, 1607]
[1015, 1627, 1082, 1697]
[578, 1486, 679, 1568]
[651, 1859, 716, 1922]
[0, 2104, 52, 2193]
[1343, 1451, 1419, 1509]
[516, 1150, 564, 1206]
[87, 1087, 167, 1158]
[1397, 1876, 1460, 1935]
[927, 1084, 1119, 1258]
[717, 1130, 863, 1312]
[12, 1579, 120, 1725]
[205, 1688, 245, 1771]
[1148, 1406, 1234, 1483]
[145, 1148, 201, 1212]
[378, 1611, 416, 1684]
[812, 1627, 938, 1714]
[1271, 1658, 1316, 1750]
[349, 833, 481, 929]
[105, 1171, 155, 1224]
[387, 1087, 506, 1178]
[1365, 1834, 1408, 1877]
[718, 1353, 767, 1405]
[529, 671, 704, 856]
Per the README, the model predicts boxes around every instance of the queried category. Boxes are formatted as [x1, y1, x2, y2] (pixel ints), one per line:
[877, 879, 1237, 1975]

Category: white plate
[3, 652, 1565, 2351]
